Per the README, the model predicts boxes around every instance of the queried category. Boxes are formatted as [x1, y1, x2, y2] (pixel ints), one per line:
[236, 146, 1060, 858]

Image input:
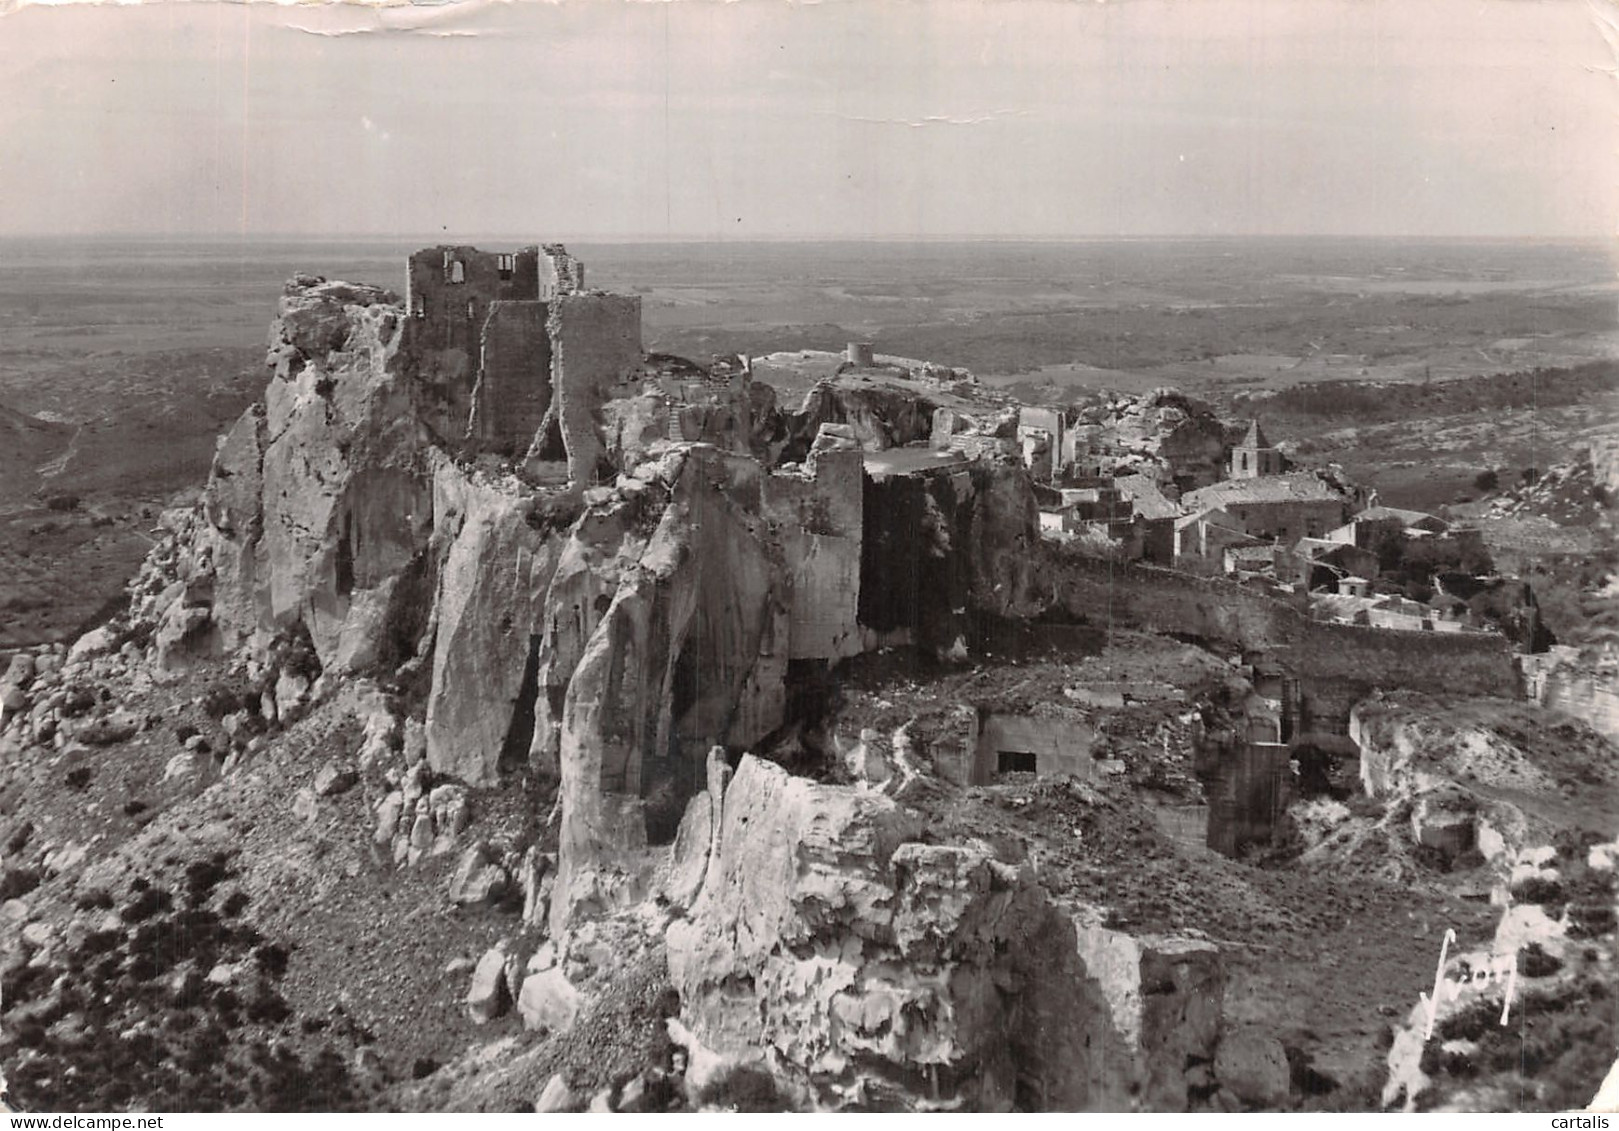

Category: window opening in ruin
[444, 254, 466, 284]
[1241, 452, 1249, 471]
[411, 294, 426, 319]
[997, 750, 1037, 774]
[497, 254, 515, 280]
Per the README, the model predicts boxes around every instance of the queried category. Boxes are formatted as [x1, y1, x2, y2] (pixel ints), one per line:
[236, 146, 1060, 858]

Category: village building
[1324, 505, 1448, 549]
[1172, 508, 1264, 573]
[1285, 537, 1381, 592]
[1181, 472, 1353, 546]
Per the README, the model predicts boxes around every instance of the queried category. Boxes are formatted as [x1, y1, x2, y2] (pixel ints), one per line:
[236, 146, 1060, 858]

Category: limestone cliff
[165, 270, 1058, 932]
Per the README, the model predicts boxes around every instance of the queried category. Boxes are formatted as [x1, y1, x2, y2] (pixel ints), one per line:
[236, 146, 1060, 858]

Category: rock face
[201, 277, 436, 672]
[666, 755, 1224, 1110]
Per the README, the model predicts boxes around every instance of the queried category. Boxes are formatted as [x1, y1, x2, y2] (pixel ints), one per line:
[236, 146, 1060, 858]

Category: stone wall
[763, 425, 865, 661]
[545, 294, 644, 486]
[1041, 549, 1521, 734]
[402, 246, 540, 442]
[1043, 552, 1302, 646]
[1221, 498, 1348, 544]
[1204, 740, 1292, 856]
[1276, 623, 1519, 735]
[975, 710, 1096, 784]
[468, 301, 552, 456]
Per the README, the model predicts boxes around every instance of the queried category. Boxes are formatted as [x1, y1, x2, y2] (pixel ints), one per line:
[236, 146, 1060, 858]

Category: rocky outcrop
[199, 277, 436, 671]
[423, 465, 564, 783]
[666, 755, 1225, 1111]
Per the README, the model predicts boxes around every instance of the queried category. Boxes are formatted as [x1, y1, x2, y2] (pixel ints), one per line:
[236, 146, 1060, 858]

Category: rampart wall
[1042, 549, 1522, 729]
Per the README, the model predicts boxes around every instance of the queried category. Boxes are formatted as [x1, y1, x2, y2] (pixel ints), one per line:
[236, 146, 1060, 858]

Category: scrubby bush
[698, 1065, 787, 1112]
[1519, 942, 1563, 978]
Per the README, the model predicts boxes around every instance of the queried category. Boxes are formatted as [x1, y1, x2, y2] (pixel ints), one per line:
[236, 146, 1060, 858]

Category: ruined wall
[1518, 651, 1619, 747]
[403, 247, 541, 442]
[763, 425, 865, 661]
[467, 301, 552, 456]
[975, 711, 1096, 784]
[1276, 624, 1519, 735]
[405, 245, 540, 327]
[1042, 549, 1520, 734]
[544, 293, 644, 485]
[1204, 740, 1292, 856]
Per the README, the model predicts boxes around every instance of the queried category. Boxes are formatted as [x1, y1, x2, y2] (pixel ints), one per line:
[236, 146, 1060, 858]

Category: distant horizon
[6, 232, 1617, 248]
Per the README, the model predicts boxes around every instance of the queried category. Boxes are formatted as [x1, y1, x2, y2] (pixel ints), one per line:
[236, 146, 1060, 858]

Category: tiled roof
[1114, 473, 1180, 519]
[1353, 505, 1445, 528]
[1184, 473, 1347, 510]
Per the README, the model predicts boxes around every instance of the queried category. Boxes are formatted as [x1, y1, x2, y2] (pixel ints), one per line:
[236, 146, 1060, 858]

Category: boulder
[448, 843, 509, 907]
[76, 710, 141, 746]
[534, 1074, 577, 1113]
[292, 788, 319, 823]
[163, 751, 208, 783]
[464, 944, 511, 1024]
[66, 628, 117, 664]
[153, 603, 215, 671]
[517, 968, 583, 1034]
[374, 791, 405, 845]
[1214, 1027, 1291, 1108]
[313, 762, 359, 797]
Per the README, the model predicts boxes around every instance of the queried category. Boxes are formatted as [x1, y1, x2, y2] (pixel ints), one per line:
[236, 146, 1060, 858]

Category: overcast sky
[1, 0, 1615, 240]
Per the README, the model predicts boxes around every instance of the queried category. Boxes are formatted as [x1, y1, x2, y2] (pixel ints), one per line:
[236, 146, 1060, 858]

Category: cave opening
[334, 512, 356, 597]
[499, 634, 543, 776]
[532, 415, 567, 462]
